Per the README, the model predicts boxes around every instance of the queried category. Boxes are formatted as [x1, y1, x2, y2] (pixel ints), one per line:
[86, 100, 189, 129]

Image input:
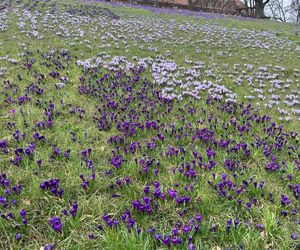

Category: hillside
[0, 0, 299, 249]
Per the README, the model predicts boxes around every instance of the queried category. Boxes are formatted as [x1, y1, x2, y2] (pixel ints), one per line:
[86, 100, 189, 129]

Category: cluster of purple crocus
[0, 0, 299, 247]
[40, 178, 64, 198]
[75, 64, 299, 247]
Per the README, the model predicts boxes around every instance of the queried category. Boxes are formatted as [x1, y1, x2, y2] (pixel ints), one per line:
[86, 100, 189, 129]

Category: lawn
[0, 0, 299, 249]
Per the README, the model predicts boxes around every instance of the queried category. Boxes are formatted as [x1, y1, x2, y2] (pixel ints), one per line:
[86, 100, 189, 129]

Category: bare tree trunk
[296, 0, 300, 22]
[244, 0, 249, 15]
[254, 0, 266, 18]
[291, 0, 300, 22]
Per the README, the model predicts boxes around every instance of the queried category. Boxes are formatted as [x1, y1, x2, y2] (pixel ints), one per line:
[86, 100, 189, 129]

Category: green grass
[0, 0, 299, 249]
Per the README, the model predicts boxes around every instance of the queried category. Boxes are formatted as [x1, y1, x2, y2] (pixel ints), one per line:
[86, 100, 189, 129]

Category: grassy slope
[0, 0, 299, 249]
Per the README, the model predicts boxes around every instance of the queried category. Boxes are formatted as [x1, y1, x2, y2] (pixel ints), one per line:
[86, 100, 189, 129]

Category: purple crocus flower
[110, 155, 123, 168]
[293, 184, 299, 200]
[49, 216, 62, 233]
[246, 202, 252, 210]
[22, 218, 27, 226]
[20, 209, 27, 226]
[234, 219, 239, 228]
[62, 209, 69, 216]
[206, 147, 216, 159]
[15, 233, 21, 241]
[226, 219, 232, 231]
[172, 236, 182, 245]
[53, 147, 60, 155]
[155, 234, 162, 241]
[281, 194, 291, 207]
[44, 244, 55, 250]
[64, 149, 71, 159]
[36, 159, 42, 167]
[70, 202, 78, 218]
[1, 213, 7, 220]
[143, 186, 150, 194]
[20, 209, 27, 219]
[194, 214, 203, 223]
[81, 149, 87, 158]
[168, 189, 177, 199]
[256, 223, 264, 231]
[182, 225, 191, 234]
[153, 181, 160, 189]
[189, 243, 195, 250]
[0, 140, 8, 149]
[7, 212, 14, 219]
[148, 227, 155, 235]
[162, 236, 171, 246]
[0, 197, 7, 208]
[291, 232, 299, 240]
